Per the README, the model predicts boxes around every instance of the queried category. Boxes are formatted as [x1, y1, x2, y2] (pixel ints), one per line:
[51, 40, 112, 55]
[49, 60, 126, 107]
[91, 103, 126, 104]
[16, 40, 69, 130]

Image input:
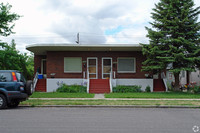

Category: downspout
[109, 72, 113, 93]
[87, 71, 90, 93]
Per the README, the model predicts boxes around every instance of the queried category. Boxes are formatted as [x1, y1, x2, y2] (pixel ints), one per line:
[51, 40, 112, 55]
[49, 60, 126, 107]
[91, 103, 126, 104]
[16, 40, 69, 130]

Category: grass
[105, 92, 200, 99]
[30, 92, 94, 98]
[20, 99, 200, 107]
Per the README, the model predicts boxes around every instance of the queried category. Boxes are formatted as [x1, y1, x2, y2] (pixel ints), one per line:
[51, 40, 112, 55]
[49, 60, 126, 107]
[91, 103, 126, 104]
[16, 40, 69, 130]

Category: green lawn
[105, 92, 200, 99]
[20, 99, 200, 107]
[30, 92, 94, 98]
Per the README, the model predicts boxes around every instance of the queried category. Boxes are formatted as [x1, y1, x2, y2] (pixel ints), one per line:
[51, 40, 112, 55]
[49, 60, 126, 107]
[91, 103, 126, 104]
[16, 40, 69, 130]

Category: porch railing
[87, 71, 90, 93]
[109, 72, 113, 93]
[32, 72, 39, 92]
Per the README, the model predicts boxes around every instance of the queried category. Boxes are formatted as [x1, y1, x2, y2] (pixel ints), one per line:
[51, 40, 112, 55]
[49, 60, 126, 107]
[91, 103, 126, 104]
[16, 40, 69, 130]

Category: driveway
[0, 107, 199, 133]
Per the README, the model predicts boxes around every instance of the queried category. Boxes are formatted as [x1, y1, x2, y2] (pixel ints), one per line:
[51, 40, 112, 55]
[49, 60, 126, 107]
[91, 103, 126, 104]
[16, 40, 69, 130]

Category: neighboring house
[189, 69, 200, 86]
[166, 69, 200, 87]
[26, 44, 166, 93]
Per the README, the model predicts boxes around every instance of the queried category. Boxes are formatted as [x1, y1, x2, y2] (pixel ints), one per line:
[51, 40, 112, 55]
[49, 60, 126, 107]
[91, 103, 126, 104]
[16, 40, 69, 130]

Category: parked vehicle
[0, 70, 33, 109]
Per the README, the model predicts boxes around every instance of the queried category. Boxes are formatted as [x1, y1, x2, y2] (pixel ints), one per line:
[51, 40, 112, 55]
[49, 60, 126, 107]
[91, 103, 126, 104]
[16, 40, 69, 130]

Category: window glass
[89, 74, 96, 78]
[118, 58, 135, 72]
[0, 73, 12, 82]
[64, 57, 82, 72]
[88, 58, 97, 79]
[89, 59, 96, 66]
[103, 67, 111, 73]
[89, 67, 96, 73]
[103, 59, 111, 66]
[103, 74, 110, 79]
[16, 72, 26, 82]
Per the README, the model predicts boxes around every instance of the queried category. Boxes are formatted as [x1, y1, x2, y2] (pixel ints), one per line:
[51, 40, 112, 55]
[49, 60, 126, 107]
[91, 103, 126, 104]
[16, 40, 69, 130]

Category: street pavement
[0, 107, 200, 133]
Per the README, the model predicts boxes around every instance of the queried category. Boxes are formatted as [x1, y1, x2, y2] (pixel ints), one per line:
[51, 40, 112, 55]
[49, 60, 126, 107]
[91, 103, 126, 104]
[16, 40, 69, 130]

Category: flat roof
[26, 43, 142, 55]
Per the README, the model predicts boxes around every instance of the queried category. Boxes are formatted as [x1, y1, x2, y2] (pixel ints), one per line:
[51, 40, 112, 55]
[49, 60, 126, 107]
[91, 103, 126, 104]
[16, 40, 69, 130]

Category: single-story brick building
[26, 44, 166, 93]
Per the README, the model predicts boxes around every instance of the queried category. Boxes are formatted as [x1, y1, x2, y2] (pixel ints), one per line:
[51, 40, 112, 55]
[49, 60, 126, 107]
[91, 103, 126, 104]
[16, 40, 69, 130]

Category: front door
[87, 58, 98, 79]
[102, 58, 112, 79]
[41, 59, 47, 78]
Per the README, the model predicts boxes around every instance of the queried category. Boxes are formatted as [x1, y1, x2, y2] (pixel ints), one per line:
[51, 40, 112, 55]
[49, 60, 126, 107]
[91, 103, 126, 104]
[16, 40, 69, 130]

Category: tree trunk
[174, 73, 180, 91]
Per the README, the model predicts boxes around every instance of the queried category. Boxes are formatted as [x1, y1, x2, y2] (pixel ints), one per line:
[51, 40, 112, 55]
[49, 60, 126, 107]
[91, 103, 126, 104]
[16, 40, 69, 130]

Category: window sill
[117, 71, 136, 73]
[64, 71, 82, 73]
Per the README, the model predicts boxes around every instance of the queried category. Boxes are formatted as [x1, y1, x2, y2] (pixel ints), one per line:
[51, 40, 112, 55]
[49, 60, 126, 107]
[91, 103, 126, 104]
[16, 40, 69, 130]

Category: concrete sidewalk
[94, 94, 105, 99]
[29, 93, 200, 101]
[29, 98, 200, 101]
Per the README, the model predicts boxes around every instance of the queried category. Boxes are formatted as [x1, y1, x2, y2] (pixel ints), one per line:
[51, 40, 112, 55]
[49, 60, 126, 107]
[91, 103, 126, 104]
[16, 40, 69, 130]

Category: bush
[56, 84, 87, 93]
[166, 81, 173, 91]
[191, 86, 200, 94]
[145, 85, 151, 92]
[113, 85, 142, 93]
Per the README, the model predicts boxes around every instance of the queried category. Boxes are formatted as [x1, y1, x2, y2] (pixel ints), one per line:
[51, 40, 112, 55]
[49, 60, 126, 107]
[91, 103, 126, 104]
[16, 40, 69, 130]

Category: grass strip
[30, 92, 94, 98]
[105, 92, 200, 99]
[21, 99, 200, 107]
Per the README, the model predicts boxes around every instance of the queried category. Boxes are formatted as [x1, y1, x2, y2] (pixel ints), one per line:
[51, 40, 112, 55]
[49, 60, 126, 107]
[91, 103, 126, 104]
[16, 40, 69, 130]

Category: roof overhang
[26, 43, 142, 55]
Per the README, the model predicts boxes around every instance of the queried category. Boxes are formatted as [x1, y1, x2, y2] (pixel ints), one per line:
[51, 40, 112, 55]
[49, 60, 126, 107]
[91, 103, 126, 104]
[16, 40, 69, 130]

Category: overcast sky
[1, 0, 200, 53]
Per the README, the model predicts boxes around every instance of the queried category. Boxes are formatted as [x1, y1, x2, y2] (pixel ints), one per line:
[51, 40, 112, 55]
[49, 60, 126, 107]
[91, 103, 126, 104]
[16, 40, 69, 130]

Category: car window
[16, 72, 26, 82]
[0, 73, 12, 82]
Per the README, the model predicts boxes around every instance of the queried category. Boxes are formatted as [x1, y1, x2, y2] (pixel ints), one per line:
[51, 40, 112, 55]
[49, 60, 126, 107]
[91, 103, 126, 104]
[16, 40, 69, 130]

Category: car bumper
[7, 92, 28, 103]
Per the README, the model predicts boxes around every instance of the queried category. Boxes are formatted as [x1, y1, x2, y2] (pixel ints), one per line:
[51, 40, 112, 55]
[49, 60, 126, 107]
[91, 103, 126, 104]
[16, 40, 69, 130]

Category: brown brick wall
[41, 51, 147, 79]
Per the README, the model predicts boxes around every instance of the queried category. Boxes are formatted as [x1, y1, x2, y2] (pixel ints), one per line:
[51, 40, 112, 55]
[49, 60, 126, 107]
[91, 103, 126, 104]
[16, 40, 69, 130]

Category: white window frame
[87, 57, 98, 79]
[117, 57, 136, 73]
[102, 57, 112, 79]
[64, 57, 82, 73]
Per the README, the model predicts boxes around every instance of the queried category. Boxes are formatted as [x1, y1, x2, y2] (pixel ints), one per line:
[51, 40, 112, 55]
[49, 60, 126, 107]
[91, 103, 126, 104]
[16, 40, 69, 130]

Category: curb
[19, 105, 200, 109]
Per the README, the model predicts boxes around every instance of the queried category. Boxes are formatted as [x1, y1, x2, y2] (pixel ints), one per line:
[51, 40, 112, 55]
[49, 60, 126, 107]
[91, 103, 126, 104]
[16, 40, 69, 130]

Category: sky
[1, 0, 200, 53]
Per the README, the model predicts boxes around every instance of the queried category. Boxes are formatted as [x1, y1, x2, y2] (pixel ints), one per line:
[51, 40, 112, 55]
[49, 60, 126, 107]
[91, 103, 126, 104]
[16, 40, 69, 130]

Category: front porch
[38, 78, 154, 93]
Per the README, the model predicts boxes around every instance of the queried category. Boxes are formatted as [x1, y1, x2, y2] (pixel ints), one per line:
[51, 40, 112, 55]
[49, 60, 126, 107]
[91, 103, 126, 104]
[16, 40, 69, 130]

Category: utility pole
[76, 32, 79, 44]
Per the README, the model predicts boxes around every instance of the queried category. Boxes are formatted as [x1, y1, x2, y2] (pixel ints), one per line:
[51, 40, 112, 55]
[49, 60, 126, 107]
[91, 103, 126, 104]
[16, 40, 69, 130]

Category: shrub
[166, 81, 173, 91]
[56, 84, 87, 93]
[113, 85, 142, 93]
[145, 85, 151, 92]
[191, 86, 200, 94]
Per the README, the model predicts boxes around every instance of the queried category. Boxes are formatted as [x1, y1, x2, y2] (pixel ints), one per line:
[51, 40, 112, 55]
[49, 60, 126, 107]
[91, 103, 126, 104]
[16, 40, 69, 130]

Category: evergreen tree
[142, 0, 200, 90]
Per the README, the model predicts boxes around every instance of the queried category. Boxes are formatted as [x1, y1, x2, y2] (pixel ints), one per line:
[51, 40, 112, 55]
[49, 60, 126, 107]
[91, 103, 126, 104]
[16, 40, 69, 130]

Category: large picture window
[64, 57, 82, 73]
[117, 58, 136, 73]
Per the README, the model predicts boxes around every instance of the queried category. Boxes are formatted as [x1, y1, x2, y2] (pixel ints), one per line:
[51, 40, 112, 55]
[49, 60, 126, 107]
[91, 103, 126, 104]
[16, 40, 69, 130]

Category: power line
[3, 32, 145, 38]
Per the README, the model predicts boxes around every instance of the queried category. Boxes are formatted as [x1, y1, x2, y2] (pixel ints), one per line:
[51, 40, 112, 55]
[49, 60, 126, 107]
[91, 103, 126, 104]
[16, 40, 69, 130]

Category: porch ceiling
[26, 44, 142, 55]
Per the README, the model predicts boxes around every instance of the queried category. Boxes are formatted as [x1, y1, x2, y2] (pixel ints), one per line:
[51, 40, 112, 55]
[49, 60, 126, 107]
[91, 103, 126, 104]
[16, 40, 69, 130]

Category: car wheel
[26, 80, 33, 96]
[7, 100, 20, 108]
[0, 94, 7, 109]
